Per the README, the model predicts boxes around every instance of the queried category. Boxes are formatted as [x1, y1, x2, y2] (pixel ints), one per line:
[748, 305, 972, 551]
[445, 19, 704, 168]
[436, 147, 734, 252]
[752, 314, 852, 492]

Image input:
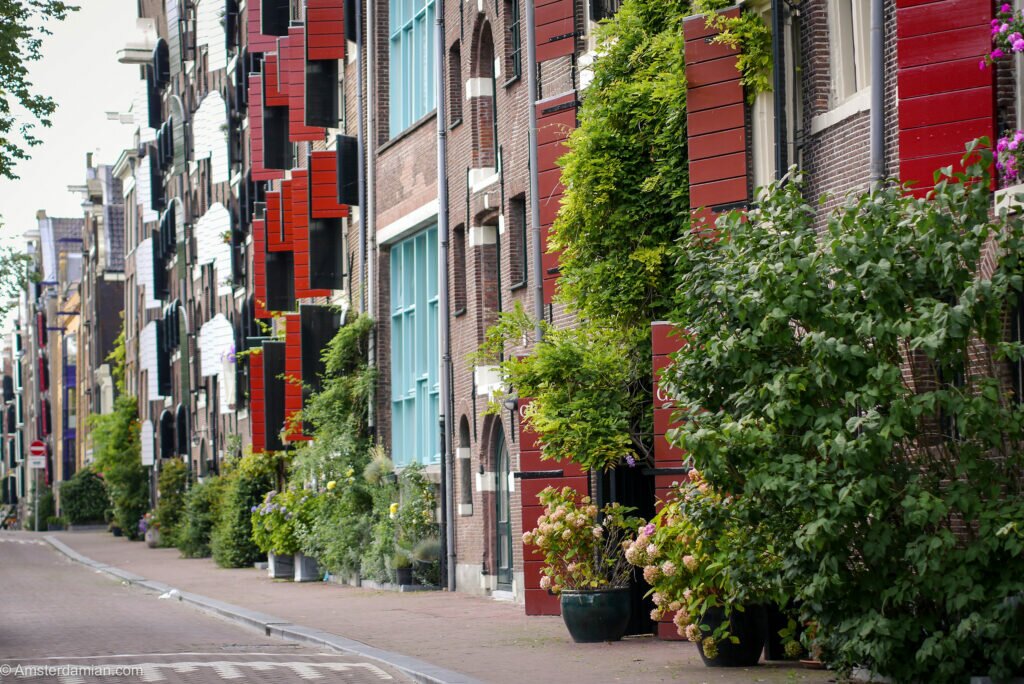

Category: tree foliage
[0, 1, 78, 179]
[668, 146, 1024, 681]
[552, 0, 689, 328]
[154, 458, 187, 547]
[89, 394, 146, 539]
[58, 466, 108, 524]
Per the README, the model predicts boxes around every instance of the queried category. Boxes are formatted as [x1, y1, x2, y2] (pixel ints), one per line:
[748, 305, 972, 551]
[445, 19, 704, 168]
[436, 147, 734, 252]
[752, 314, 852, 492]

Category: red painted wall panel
[263, 54, 289, 107]
[266, 191, 287, 253]
[253, 218, 271, 319]
[291, 170, 332, 299]
[535, 94, 576, 305]
[534, 0, 574, 63]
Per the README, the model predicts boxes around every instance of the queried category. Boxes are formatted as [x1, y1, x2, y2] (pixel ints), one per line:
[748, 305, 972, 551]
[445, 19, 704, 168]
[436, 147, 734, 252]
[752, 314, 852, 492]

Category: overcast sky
[0, 1, 141, 246]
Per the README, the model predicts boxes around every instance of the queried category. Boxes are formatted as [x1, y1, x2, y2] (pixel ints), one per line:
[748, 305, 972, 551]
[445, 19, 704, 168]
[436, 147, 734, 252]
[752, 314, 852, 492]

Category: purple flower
[980, 59, 988, 70]
[625, 454, 636, 467]
[643, 523, 656, 536]
[250, 505, 258, 512]
[1002, 3, 1012, 12]
[994, 48, 1007, 59]
[1001, 23, 1010, 33]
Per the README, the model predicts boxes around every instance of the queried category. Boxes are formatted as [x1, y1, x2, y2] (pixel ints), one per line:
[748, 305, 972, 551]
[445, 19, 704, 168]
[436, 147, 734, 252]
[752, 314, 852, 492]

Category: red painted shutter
[306, 0, 345, 61]
[684, 10, 749, 214]
[284, 29, 326, 142]
[291, 170, 332, 299]
[309, 151, 349, 218]
[263, 53, 289, 106]
[250, 347, 266, 452]
[281, 179, 295, 249]
[266, 190, 286, 252]
[283, 313, 309, 441]
[253, 218, 271, 319]
[249, 75, 284, 181]
[247, 0, 279, 53]
[535, 93, 577, 306]
[534, 0, 575, 62]
[896, 0, 994, 195]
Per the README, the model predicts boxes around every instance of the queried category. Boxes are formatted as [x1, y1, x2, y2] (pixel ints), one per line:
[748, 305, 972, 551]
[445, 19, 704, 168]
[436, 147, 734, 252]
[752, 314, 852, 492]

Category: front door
[494, 425, 513, 590]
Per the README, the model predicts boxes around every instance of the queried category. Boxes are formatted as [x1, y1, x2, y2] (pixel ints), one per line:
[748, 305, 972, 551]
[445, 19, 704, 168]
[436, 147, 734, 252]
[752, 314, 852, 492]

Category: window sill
[453, 307, 467, 318]
[379, 110, 438, 155]
[449, 117, 463, 131]
[996, 182, 1024, 215]
[510, 280, 527, 292]
[503, 74, 521, 89]
[809, 88, 871, 136]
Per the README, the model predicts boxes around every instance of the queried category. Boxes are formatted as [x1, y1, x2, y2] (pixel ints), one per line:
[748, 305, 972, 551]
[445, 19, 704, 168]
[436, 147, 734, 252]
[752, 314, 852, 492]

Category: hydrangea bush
[984, 4, 1024, 67]
[522, 486, 641, 592]
[996, 129, 1024, 186]
[251, 489, 313, 556]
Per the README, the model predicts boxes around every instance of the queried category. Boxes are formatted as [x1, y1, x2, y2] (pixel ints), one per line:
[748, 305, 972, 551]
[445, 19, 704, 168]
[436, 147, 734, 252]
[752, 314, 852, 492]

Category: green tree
[0, 240, 35, 319]
[668, 148, 1024, 681]
[154, 458, 187, 546]
[89, 394, 146, 538]
[58, 466, 108, 524]
[0, 1, 78, 179]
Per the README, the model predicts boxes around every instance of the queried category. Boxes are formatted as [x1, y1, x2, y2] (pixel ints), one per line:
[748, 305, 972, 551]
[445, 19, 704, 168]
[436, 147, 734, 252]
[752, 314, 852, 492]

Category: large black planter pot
[696, 605, 767, 668]
[560, 588, 632, 643]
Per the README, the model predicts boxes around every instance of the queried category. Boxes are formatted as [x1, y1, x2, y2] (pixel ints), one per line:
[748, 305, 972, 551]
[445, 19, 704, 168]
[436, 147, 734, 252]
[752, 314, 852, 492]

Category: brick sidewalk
[51, 531, 833, 684]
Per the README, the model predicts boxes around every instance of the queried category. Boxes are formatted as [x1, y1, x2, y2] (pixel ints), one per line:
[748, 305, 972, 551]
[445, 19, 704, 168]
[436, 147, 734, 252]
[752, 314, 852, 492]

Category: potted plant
[46, 515, 65, 531]
[291, 491, 322, 582]
[140, 512, 161, 548]
[523, 485, 642, 643]
[251, 490, 299, 578]
[392, 548, 413, 586]
[625, 469, 788, 667]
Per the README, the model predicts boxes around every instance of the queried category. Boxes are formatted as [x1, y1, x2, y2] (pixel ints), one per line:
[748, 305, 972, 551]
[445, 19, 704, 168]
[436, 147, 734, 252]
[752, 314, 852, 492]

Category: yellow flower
[389, 502, 399, 518]
[326, 481, 337, 491]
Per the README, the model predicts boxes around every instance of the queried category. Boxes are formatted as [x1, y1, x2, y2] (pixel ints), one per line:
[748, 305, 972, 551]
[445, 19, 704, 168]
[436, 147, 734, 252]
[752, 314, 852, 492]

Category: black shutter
[263, 105, 290, 170]
[265, 251, 295, 311]
[2, 375, 12, 402]
[149, 152, 166, 212]
[336, 134, 359, 206]
[159, 409, 175, 459]
[225, 0, 240, 49]
[305, 59, 339, 128]
[262, 341, 287, 451]
[152, 230, 168, 300]
[153, 39, 170, 90]
[6, 406, 14, 433]
[344, 0, 358, 43]
[300, 305, 341, 432]
[309, 218, 344, 290]
[261, 0, 290, 36]
[156, 313, 172, 397]
[146, 66, 162, 129]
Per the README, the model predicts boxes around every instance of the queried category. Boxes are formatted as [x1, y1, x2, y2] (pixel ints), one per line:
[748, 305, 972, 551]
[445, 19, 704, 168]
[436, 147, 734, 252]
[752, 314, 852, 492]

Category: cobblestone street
[0, 534, 412, 683]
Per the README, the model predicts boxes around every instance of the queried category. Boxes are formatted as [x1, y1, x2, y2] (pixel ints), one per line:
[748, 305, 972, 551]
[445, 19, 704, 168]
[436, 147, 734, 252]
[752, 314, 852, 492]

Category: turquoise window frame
[389, 0, 437, 136]
[390, 225, 439, 467]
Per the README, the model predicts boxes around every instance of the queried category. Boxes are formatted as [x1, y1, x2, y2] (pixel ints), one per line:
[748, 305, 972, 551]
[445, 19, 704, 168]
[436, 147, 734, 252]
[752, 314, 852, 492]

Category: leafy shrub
[668, 149, 1024, 681]
[90, 394, 147, 540]
[176, 476, 226, 558]
[59, 467, 108, 524]
[297, 473, 372, 578]
[154, 458, 188, 547]
[211, 452, 279, 568]
[27, 485, 55, 530]
[395, 463, 441, 585]
[359, 449, 398, 582]
[251, 488, 316, 556]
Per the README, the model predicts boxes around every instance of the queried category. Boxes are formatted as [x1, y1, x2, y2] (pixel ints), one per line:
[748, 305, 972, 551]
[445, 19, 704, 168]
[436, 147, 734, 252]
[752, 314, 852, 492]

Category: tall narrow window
[389, 0, 437, 135]
[828, 0, 870, 105]
[470, 24, 497, 170]
[504, 0, 521, 81]
[449, 41, 463, 125]
[390, 226, 440, 466]
[507, 195, 527, 288]
[453, 224, 467, 313]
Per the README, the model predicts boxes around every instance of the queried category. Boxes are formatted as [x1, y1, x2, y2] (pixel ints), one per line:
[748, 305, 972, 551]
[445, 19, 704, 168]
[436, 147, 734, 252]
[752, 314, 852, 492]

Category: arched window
[159, 409, 175, 460]
[175, 403, 189, 456]
[470, 23, 497, 170]
[452, 224, 467, 315]
[449, 41, 463, 125]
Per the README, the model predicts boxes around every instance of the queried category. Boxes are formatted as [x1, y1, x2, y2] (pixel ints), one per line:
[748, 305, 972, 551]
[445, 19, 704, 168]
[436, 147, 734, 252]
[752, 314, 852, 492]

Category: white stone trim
[377, 198, 439, 245]
[469, 225, 497, 248]
[809, 87, 871, 136]
[458, 503, 474, 516]
[474, 365, 501, 396]
[476, 470, 496, 492]
[469, 168, 500, 193]
[465, 77, 495, 99]
[456, 446, 471, 460]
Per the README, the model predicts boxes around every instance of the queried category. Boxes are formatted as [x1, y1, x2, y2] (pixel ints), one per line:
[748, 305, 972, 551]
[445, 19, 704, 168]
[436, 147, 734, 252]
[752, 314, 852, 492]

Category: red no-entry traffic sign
[28, 440, 46, 469]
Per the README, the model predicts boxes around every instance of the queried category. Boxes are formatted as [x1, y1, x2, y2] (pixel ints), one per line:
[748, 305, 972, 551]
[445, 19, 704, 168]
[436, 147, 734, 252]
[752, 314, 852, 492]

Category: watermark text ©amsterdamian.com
[0, 663, 145, 679]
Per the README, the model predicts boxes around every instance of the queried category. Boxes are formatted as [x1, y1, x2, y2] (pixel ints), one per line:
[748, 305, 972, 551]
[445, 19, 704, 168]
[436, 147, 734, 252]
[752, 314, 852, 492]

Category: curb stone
[44, 536, 483, 684]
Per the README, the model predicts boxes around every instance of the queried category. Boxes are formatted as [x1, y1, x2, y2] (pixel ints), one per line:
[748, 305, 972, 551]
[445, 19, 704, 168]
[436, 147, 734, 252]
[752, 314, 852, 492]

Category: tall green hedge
[154, 458, 188, 547]
[90, 395, 147, 539]
[212, 452, 279, 568]
[176, 476, 226, 558]
[59, 467, 108, 524]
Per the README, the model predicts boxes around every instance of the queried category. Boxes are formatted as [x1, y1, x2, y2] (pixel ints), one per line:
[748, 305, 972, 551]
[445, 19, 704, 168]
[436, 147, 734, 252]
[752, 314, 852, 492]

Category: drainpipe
[366, 0, 378, 436]
[524, 0, 544, 339]
[435, 0, 456, 593]
[771, 0, 787, 179]
[356, 0, 367, 312]
[868, 0, 884, 185]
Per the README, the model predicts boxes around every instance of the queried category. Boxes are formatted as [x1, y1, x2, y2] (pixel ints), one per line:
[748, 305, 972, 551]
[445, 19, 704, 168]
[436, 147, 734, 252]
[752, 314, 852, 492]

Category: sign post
[28, 440, 46, 532]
